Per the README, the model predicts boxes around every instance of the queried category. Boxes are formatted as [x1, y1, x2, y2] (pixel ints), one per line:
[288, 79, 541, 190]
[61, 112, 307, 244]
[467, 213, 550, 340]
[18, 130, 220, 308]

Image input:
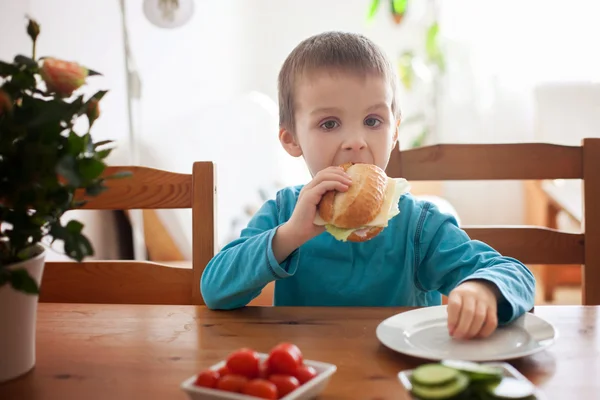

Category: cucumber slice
[486, 377, 536, 399]
[411, 372, 469, 399]
[441, 360, 504, 381]
[412, 364, 460, 386]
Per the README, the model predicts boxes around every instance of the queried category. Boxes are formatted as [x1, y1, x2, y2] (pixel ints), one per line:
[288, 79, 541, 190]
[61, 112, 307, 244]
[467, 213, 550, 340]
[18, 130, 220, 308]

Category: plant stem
[32, 40, 37, 60]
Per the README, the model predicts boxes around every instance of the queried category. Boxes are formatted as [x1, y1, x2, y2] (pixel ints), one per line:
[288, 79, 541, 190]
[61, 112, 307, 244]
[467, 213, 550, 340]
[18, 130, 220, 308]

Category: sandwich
[314, 162, 410, 242]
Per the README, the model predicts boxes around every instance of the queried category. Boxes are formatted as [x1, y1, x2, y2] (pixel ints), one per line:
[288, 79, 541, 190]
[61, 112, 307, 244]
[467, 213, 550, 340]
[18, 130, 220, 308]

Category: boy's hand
[446, 280, 500, 340]
[272, 166, 351, 264]
[288, 166, 352, 242]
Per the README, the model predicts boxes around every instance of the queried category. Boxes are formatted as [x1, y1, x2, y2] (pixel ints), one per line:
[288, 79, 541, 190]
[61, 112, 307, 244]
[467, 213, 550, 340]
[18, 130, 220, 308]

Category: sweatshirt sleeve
[200, 195, 299, 310]
[415, 201, 536, 325]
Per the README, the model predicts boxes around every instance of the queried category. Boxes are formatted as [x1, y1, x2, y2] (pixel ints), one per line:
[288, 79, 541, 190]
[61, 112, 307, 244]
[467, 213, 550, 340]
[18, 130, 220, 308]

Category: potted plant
[0, 18, 127, 382]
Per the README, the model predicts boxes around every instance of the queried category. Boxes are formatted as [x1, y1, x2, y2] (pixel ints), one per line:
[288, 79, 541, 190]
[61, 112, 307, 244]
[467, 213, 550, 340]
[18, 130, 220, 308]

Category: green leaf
[87, 68, 102, 76]
[13, 55, 38, 69]
[392, 0, 408, 15]
[11, 70, 36, 90]
[56, 155, 81, 187]
[105, 171, 132, 180]
[398, 51, 415, 90]
[8, 268, 39, 294]
[96, 149, 112, 159]
[78, 158, 105, 181]
[66, 220, 84, 234]
[72, 200, 87, 208]
[0, 61, 18, 77]
[63, 231, 93, 261]
[89, 90, 107, 101]
[93, 140, 114, 149]
[426, 22, 445, 71]
[367, 0, 381, 21]
[85, 181, 107, 196]
[67, 131, 85, 156]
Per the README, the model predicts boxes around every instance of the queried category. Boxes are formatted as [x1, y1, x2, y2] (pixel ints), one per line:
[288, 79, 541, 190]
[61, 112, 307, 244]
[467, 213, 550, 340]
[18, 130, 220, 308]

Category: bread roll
[314, 163, 410, 242]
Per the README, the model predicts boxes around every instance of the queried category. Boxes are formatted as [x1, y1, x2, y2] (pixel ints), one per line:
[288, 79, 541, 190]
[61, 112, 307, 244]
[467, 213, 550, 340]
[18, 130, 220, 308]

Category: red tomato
[193, 369, 219, 388]
[216, 365, 230, 377]
[294, 365, 317, 384]
[216, 374, 249, 392]
[259, 360, 271, 379]
[268, 374, 300, 398]
[242, 379, 278, 399]
[226, 348, 260, 379]
[267, 343, 303, 375]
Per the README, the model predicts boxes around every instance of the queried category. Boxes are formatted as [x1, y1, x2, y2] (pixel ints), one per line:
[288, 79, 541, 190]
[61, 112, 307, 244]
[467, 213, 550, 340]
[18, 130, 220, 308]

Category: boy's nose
[342, 136, 367, 151]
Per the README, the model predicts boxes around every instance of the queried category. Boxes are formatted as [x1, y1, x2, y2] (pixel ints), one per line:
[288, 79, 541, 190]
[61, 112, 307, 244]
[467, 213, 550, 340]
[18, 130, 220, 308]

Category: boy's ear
[279, 127, 303, 157]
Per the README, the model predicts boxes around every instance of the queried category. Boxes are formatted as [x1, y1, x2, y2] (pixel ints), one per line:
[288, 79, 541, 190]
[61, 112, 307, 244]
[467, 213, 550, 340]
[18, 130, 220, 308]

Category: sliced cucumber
[485, 377, 536, 399]
[441, 360, 503, 382]
[412, 364, 460, 386]
[411, 372, 469, 400]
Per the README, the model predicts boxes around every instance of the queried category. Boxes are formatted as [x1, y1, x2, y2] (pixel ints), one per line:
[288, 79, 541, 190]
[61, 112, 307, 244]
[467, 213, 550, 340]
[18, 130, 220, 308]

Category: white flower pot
[0, 246, 45, 383]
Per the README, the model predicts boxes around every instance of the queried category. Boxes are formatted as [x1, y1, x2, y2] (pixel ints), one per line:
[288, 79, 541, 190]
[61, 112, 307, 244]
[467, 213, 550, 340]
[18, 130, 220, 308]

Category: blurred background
[1, 0, 598, 304]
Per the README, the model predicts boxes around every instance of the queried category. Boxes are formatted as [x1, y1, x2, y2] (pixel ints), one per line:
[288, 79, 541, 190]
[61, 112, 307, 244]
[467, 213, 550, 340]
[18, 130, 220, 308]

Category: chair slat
[583, 138, 600, 305]
[387, 143, 583, 180]
[40, 261, 193, 305]
[464, 226, 584, 265]
[77, 166, 193, 210]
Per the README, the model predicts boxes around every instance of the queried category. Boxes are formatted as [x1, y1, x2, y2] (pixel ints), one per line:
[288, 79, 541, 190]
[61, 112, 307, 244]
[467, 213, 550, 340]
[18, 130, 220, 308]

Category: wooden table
[0, 304, 598, 400]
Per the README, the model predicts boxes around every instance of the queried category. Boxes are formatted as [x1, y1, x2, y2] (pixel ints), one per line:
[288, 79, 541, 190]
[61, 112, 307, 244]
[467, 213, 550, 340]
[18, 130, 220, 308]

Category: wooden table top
[0, 304, 598, 400]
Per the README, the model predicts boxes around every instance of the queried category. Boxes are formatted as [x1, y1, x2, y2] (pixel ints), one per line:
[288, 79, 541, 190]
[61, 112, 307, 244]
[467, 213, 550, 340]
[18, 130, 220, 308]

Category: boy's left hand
[446, 280, 500, 340]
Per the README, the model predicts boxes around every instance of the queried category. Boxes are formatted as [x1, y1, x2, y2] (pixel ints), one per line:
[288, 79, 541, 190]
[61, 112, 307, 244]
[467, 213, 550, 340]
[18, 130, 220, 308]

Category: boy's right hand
[273, 167, 351, 263]
[288, 166, 352, 242]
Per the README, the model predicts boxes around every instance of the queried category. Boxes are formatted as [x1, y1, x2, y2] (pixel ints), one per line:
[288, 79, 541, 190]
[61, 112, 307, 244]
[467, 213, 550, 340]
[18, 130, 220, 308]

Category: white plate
[180, 353, 337, 400]
[398, 361, 547, 399]
[376, 305, 557, 361]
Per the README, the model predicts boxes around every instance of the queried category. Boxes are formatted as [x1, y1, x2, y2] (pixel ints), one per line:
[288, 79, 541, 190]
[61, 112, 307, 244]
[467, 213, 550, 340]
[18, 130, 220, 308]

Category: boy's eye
[320, 120, 339, 130]
[365, 117, 381, 127]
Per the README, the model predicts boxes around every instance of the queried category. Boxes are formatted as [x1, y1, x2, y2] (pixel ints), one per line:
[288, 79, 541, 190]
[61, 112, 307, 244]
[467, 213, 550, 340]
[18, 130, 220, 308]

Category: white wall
[436, 0, 600, 225]
[2, 0, 599, 257]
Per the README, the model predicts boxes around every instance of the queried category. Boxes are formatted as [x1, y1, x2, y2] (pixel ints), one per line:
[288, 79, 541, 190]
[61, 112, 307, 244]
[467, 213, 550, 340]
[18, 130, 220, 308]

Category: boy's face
[280, 69, 398, 177]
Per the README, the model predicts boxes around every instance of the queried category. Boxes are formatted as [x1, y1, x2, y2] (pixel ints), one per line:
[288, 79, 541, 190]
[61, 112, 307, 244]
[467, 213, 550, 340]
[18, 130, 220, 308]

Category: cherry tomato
[294, 365, 317, 384]
[259, 360, 271, 379]
[268, 374, 300, 398]
[193, 369, 219, 388]
[243, 379, 278, 399]
[267, 343, 303, 375]
[226, 348, 260, 379]
[216, 365, 230, 377]
[216, 374, 249, 392]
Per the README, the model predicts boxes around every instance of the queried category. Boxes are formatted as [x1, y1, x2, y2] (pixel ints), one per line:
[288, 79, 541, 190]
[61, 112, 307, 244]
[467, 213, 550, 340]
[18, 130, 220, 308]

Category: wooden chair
[385, 138, 600, 305]
[39, 162, 216, 305]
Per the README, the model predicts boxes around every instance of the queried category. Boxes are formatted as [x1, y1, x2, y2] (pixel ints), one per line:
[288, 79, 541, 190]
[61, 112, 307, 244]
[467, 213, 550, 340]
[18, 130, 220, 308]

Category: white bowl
[181, 353, 337, 400]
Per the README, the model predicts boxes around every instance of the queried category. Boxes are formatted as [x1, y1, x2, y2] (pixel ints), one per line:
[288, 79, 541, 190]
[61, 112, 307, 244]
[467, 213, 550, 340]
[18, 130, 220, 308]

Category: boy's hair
[278, 31, 400, 132]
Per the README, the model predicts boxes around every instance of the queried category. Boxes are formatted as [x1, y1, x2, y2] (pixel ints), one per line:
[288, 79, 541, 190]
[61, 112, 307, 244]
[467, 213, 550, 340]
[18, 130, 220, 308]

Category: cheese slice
[314, 178, 410, 240]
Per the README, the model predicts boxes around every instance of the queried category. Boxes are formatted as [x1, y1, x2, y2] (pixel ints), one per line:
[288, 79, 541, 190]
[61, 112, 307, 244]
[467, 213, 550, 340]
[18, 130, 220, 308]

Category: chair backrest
[39, 162, 216, 305]
[385, 138, 600, 305]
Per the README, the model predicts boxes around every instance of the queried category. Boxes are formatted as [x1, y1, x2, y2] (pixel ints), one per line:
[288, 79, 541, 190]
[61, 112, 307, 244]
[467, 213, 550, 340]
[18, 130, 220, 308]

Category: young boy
[201, 32, 535, 340]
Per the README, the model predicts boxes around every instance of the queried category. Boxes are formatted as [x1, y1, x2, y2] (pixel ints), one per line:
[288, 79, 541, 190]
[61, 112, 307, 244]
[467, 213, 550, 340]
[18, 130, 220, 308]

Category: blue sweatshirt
[201, 186, 535, 324]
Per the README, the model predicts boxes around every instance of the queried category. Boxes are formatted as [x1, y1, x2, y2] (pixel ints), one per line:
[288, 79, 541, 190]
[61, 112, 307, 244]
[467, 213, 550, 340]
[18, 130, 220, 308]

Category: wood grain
[77, 166, 193, 209]
[464, 226, 584, 264]
[39, 261, 193, 305]
[192, 162, 217, 305]
[41, 162, 216, 306]
[0, 304, 597, 400]
[583, 138, 600, 305]
[386, 142, 583, 180]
